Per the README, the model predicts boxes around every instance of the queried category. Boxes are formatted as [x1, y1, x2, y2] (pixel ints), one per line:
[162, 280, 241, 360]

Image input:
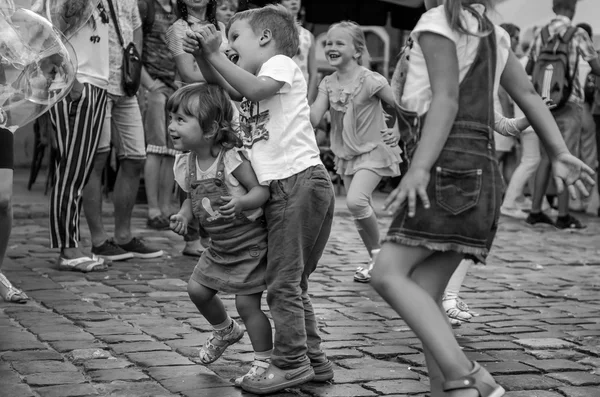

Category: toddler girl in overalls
[168, 83, 273, 385]
[311, 21, 402, 283]
[370, 1, 595, 396]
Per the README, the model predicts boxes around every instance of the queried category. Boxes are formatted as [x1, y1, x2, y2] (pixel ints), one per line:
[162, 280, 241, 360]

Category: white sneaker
[500, 206, 528, 219]
[234, 359, 270, 386]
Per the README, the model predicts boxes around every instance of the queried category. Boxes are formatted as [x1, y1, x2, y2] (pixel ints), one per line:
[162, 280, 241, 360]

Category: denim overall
[387, 16, 504, 261]
[187, 151, 268, 295]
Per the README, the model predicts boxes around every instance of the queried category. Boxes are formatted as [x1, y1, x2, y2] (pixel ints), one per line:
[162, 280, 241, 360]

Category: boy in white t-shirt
[183, 4, 335, 395]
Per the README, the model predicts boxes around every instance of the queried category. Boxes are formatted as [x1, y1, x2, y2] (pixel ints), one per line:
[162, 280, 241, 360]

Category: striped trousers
[49, 83, 107, 249]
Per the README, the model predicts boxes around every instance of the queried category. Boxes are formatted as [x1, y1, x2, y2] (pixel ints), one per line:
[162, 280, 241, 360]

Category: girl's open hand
[219, 196, 243, 219]
[183, 31, 201, 55]
[193, 24, 222, 56]
[551, 152, 595, 199]
[384, 167, 431, 217]
[169, 214, 188, 236]
[381, 127, 400, 147]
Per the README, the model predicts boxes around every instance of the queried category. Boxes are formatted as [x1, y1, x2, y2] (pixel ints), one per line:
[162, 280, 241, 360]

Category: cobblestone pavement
[2, 170, 600, 397]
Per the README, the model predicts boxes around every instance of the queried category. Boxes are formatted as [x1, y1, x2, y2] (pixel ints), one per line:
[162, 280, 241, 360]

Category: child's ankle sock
[254, 349, 272, 362]
[213, 316, 233, 336]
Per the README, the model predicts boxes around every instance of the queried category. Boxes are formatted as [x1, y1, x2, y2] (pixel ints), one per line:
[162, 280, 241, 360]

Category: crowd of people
[0, 0, 598, 396]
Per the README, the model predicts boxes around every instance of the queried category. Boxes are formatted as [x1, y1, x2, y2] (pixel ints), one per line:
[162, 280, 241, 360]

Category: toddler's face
[280, 0, 301, 17]
[216, 1, 237, 26]
[168, 109, 204, 151]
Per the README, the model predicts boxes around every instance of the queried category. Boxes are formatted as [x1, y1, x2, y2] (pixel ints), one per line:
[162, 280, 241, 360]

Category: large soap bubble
[1, 6, 76, 132]
[15, 0, 101, 39]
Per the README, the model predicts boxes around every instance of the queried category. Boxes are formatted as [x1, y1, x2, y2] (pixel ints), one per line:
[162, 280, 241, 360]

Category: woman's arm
[306, 34, 319, 104]
[173, 54, 206, 83]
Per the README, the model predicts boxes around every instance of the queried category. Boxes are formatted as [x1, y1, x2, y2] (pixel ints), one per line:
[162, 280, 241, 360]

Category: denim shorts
[384, 128, 504, 261]
[98, 94, 146, 160]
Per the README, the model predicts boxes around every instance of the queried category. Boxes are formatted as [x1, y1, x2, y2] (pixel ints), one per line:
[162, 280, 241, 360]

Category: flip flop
[0, 273, 29, 304]
[57, 256, 107, 273]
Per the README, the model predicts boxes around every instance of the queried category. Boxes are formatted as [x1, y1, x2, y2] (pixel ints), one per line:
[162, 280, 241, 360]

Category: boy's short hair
[227, 4, 299, 58]
[552, 0, 577, 14]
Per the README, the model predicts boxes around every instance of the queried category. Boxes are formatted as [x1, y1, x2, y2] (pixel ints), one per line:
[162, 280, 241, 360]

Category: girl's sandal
[443, 361, 505, 397]
[0, 273, 29, 304]
[57, 256, 108, 273]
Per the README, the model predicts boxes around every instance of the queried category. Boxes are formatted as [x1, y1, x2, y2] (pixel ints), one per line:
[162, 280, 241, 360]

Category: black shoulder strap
[106, 0, 124, 47]
[540, 26, 551, 45]
[562, 26, 578, 43]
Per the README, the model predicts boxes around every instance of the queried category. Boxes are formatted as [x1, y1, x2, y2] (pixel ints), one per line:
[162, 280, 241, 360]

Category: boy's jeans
[265, 164, 335, 369]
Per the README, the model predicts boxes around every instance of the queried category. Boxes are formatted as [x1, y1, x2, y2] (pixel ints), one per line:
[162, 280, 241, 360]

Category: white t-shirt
[173, 149, 262, 221]
[238, 55, 321, 185]
[400, 4, 511, 116]
[68, 8, 110, 88]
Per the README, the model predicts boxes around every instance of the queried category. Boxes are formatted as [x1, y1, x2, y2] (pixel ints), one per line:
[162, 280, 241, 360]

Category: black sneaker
[525, 212, 555, 227]
[555, 214, 586, 230]
[118, 237, 164, 259]
[91, 239, 134, 261]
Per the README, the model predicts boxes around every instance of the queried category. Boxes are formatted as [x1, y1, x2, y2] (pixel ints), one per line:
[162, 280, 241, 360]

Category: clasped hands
[182, 23, 222, 57]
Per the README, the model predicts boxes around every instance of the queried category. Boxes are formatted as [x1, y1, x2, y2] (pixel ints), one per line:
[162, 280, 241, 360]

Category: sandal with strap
[57, 256, 107, 273]
[443, 361, 505, 397]
[0, 273, 29, 303]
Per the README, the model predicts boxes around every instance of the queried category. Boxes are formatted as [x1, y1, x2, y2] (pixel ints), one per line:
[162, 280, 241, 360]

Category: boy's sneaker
[118, 237, 164, 259]
[199, 319, 245, 364]
[91, 239, 134, 261]
[234, 359, 270, 386]
[556, 214, 586, 230]
[526, 212, 555, 227]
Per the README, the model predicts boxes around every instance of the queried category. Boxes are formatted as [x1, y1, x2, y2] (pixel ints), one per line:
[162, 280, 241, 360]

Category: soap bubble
[0, 7, 76, 131]
[15, 0, 101, 39]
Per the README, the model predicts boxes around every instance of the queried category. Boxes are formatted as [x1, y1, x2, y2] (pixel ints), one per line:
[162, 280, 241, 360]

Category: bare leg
[144, 153, 162, 219]
[531, 155, 552, 213]
[343, 170, 382, 255]
[0, 169, 13, 271]
[158, 156, 175, 217]
[83, 151, 110, 247]
[236, 293, 273, 352]
[371, 243, 478, 397]
[188, 279, 228, 324]
[113, 159, 143, 244]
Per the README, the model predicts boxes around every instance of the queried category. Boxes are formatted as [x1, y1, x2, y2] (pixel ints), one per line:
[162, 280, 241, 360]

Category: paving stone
[547, 371, 600, 386]
[110, 341, 172, 354]
[49, 340, 107, 353]
[68, 348, 112, 362]
[514, 338, 577, 349]
[89, 368, 149, 382]
[94, 381, 177, 396]
[524, 359, 591, 372]
[0, 350, 63, 362]
[301, 383, 378, 396]
[35, 383, 99, 397]
[0, 383, 36, 397]
[180, 386, 245, 397]
[96, 333, 154, 343]
[125, 351, 194, 367]
[23, 371, 87, 386]
[157, 373, 232, 392]
[37, 332, 96, 342]
[332, 368, 420, 383]
[83, 358, 134, 371]
[0, 331, 47, 351]
[481, 361, 539, 375]
[358, 345, 418, 358]
[494, 374, 566, 390]
[504, 391, 563, 397]
[363, 379, 430, 394]
[558, 386, 600, 397]
[147, 365, 215, 380]
[12, 360, 78, 374]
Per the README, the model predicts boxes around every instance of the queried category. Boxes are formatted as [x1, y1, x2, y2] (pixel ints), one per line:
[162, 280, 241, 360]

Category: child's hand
[381, 128, 400, 147]
[384, 167, 431, 217]
[183, 31, 202, 55]
[551, 152, 595, 199]
[542, 97, 557, 110]
[193, 24, 222, 56]
[219, 196, 243, 219]
[169, 214, 189, 236]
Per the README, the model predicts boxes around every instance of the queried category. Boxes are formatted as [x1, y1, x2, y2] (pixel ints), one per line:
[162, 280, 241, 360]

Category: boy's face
[216, 2, 237, 25]
[227, 19, 264, 74]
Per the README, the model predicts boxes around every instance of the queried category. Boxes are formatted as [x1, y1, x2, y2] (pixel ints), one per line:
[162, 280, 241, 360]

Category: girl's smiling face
[324, 27, 359, 68]
[168, 109, 204, 151]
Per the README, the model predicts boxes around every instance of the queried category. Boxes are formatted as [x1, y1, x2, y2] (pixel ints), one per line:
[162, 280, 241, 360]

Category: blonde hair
[444, 0, 496, 36]
[327, 21, 370, 66]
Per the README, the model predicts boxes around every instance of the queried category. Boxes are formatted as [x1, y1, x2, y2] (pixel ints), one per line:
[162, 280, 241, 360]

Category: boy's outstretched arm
[194, 25, 285, 102]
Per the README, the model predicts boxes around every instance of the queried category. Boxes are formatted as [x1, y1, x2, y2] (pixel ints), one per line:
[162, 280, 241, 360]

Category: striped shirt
[528, 15, 598, 104]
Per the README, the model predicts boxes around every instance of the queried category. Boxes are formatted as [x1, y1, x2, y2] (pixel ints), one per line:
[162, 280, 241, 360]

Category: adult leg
[144, 153, 163, 220]
[595, 115, 600, 212]
[49, 84, 108, 264]
[502, 131, 541, 209]
[158, 155, 175, 217]
[113, 158, 143, 243]
[83, 151, 110, 247]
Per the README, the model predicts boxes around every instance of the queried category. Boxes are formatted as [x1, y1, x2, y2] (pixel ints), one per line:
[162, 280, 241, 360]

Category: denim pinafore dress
[187, 150, 268, 295]
[386, 17, 504, 262]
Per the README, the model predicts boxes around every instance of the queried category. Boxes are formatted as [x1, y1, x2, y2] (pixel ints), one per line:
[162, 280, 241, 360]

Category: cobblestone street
[2, 170, 600, 397]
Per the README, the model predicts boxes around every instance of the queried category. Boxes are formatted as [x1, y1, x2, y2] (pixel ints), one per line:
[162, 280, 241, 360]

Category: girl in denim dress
[168, 84, 273, 385]
[370, 1, 595, 396]
[311, 21, 402, 283]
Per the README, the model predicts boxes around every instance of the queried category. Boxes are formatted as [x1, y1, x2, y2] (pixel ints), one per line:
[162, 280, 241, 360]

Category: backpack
[528, 25, 578, 110]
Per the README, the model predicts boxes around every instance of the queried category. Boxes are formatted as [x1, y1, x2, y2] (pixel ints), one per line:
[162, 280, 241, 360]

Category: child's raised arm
[306, 34, 319, 104]
[219, 154, 270, 219]
[385, 32, 459, 217]
[501, 51, 595, 197]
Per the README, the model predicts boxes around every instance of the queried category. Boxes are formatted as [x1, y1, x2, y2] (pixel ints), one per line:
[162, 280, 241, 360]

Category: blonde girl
[311, 21, 402, 283]
[372, 1, 594, 396]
